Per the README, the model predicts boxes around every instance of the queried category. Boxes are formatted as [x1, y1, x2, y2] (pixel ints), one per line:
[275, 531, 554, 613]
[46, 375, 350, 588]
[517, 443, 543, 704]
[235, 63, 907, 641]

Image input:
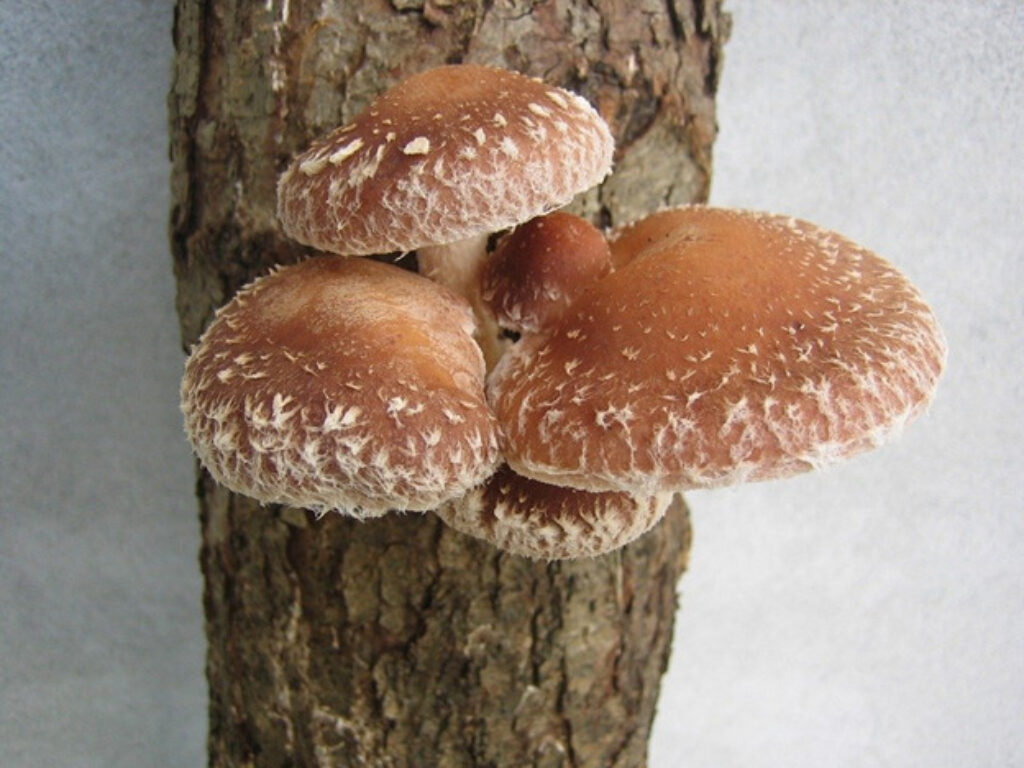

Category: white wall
[0, 3, 205, 766]
[1, 2, 1021, 766]
[650, 3, 1024, 766]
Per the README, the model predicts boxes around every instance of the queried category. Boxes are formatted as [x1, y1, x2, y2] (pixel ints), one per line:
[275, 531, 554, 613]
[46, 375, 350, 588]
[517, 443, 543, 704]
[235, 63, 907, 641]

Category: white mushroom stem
[417, 234, 507, 370]
[417, 234, 488, 298]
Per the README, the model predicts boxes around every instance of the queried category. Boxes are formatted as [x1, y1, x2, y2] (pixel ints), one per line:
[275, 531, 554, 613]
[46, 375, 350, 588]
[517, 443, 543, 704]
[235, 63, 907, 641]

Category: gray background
[1, 1, 1021, 766]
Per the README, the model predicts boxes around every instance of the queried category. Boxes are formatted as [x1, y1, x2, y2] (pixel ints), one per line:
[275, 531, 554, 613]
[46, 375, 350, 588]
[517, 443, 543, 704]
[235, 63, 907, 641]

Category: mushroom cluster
[182, 65, 946, 560]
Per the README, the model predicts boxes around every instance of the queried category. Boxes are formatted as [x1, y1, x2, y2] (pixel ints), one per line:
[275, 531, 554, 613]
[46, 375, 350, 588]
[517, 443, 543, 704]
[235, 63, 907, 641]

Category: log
[169, 2, 727, 764]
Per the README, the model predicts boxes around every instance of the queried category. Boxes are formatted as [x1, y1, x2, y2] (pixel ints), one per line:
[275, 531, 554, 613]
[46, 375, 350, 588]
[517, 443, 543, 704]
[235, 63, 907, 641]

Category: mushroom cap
[481, 212, 612, 333]
[277, 64, 614, 255]
[489, 206, 947, 496]
[436, 465, 673, 560]
[181, 257, 501, 516]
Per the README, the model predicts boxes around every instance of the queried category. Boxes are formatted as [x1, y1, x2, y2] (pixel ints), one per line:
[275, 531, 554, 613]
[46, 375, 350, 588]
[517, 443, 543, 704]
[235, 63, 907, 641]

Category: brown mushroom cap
[481, 212, 612, 333]
[489, 206, 947, 495]
[437, 465, 673, 560]
[181, 257, 501, 516]
[277, 64, 614, 256]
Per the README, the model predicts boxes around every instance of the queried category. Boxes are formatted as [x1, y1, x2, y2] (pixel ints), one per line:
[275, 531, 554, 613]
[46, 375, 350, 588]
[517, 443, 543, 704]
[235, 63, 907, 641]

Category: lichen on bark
[170, 1, 727, 765]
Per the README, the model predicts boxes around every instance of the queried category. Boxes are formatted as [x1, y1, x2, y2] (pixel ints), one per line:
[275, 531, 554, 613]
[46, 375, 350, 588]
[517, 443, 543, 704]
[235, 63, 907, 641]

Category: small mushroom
[489, 206, 946, 496]
[436, 465, 673, 560]
[481, 211, 612, 335]
[276, 64, 614, 365]
[181, 257, 501, 516]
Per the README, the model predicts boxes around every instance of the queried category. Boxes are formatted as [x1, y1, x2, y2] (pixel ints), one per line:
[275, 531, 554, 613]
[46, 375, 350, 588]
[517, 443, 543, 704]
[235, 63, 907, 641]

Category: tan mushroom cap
[181, 257, 501, 516]
[489, 206, 947, 496]
[481, 212, 612, 334]
[437, 465, 673, 560]
[277, 64, 614, 256]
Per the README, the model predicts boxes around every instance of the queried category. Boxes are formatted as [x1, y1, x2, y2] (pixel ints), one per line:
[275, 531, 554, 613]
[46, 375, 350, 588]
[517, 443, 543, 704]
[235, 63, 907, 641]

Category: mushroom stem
[418, 234, 507, 370]
[417, 234, 489, 298]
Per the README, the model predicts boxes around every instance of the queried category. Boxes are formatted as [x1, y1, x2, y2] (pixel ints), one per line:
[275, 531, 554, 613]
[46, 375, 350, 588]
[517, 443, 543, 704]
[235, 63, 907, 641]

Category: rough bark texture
[169, 2, 727, 766]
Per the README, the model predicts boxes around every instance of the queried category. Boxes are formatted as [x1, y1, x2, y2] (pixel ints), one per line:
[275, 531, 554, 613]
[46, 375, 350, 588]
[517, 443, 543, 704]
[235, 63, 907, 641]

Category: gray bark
[169, 2, 727, 765]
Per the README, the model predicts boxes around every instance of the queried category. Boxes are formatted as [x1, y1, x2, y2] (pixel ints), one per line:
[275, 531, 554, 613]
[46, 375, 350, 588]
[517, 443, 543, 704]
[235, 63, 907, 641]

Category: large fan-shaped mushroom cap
[490, 206, 946, 496]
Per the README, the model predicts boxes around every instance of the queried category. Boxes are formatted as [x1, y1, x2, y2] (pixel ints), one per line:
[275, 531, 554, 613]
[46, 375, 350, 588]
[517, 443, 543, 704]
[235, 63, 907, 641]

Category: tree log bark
[169, 2, 726, 765]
